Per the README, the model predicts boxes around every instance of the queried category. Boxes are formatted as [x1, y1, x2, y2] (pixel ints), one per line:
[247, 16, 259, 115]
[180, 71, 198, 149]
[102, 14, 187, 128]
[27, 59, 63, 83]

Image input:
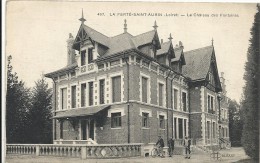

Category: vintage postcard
[3, 1, 259, 163]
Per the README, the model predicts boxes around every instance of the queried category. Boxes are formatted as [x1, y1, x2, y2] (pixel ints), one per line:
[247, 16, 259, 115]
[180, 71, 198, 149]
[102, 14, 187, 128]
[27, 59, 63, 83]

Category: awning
[53, 105, 110, 119]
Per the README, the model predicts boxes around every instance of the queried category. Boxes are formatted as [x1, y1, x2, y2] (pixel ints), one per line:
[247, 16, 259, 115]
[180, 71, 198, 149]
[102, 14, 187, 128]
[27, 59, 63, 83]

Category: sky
[5, 1, 257, 102]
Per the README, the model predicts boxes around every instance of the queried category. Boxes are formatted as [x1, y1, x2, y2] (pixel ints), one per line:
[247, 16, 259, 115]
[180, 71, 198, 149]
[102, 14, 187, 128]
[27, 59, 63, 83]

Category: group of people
[155, 136, 191, 159]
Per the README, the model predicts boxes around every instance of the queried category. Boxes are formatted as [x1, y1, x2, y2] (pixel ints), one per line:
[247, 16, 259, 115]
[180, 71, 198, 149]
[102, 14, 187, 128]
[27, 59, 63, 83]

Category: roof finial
[79, 9, 86, 24]
[211, 37, 214, 46]
[124, 19, 127, 33]
[168, 33, 173, 42]
[153, 21, 158, 30]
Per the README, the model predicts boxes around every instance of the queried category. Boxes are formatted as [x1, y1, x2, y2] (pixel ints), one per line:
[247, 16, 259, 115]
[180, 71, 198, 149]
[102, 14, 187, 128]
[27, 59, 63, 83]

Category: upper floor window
[61, 88, 67, 110]
[182, 92, 187, 112]
[111, 112, 121, 128]
[158, 83, 164, 106]
[173, 89, 178, 110]
[112, 76, 121, 103]
[207, 95, 214, 112]
[71, 86, 76, 108]
[81, 83, 86, 107]
[99, 79, 105, 104]
[142, 77, 148, 103]
[159, 115, 165, 129]
[88, 48, 93, 64]
[89, 82, 94, 106]
[81, 50, 86, 66]
[208, 72, 214, 84]
[142, 112, 149, 128]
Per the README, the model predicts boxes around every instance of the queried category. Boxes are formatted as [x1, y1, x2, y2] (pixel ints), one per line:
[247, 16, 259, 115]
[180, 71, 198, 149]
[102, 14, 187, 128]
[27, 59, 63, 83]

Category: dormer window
[81, 50, 86, 66]
[88, 48, 93, 64]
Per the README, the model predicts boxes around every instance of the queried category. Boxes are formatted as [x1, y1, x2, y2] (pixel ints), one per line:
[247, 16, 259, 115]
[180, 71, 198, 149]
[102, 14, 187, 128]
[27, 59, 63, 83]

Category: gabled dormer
[206, 49, 222, 92]
[171, 41, 186, 73]
[72, 13, 109, 71]
[132, 21, 161, 58]
[156, 34, 175, 66]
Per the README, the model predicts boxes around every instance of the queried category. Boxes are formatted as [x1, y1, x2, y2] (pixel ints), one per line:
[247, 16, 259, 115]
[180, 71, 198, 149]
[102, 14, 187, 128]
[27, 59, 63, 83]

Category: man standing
[168, 137, 175, 157]
[156, 136, 165, 157]
[183, 136, 191, 159]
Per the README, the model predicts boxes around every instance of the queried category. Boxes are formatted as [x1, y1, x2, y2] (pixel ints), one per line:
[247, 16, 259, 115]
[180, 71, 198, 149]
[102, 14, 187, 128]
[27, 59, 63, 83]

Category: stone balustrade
[6, 143, 143, 159]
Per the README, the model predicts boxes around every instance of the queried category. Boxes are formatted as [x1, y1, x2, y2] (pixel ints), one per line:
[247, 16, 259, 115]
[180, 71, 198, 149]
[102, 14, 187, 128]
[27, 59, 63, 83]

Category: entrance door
[89, 119, 95, 140]
[81, 120, 87, 140]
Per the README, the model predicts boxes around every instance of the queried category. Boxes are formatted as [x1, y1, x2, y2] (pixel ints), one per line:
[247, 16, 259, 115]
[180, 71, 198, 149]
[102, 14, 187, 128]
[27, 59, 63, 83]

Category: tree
[228, 100, 242, 147]
[241, 5, 259, 160]
[27, 78, 52, 144]
[6, 55, 31, 143]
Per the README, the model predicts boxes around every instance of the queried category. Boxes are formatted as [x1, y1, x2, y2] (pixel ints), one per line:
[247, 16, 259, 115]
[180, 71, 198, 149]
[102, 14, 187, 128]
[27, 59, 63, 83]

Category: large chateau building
[45, 13, 229, 147]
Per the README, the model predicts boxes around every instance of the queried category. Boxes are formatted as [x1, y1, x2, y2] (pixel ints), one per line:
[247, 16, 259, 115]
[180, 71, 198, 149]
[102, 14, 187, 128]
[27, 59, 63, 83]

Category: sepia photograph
[2, 1, 259, 163]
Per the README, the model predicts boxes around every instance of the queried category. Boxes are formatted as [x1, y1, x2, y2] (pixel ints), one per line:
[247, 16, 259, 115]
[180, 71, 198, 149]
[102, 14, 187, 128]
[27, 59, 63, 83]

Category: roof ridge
[110, 32, 133, 38]
[184, 45, 213, 54]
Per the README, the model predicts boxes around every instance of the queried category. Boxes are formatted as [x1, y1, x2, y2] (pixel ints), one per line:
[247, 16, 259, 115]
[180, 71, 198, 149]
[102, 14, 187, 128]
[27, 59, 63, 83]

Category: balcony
[80, 63, 95, 74]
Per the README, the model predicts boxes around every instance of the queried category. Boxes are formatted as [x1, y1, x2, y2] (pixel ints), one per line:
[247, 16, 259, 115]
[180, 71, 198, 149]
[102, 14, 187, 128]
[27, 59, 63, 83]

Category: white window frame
[140, 72, 151, 104]
[181, 90, 188, 112]
[110, 71, 124, 103]
[70, 84, 77, 109]
[173, 86, 179, 110]
[59, 85, 68, 111]
[157, 79, 166, 107]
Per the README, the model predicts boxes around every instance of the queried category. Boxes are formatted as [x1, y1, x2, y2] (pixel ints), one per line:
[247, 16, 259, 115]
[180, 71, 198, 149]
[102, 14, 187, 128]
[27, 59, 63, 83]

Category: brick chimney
[67, 33, 76, 65]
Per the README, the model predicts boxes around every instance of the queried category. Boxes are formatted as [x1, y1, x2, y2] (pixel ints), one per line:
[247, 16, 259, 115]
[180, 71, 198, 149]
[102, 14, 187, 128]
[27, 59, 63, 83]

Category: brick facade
[46, 17, 229, 147]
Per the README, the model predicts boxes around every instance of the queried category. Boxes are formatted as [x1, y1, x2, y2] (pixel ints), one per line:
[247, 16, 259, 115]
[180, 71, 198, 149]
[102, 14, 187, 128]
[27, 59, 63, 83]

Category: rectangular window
[184, 119, 187, 137]
[213, 122, 216, 138]
[208, 95, 211, 111]
[182, 92, 187, 112]
[158, 83, 163, 106]
[88, 48, 93, 63]
[60, 121, 63, 139]
[178, 118, 183, 139]
[112, 76, 121, 103]
[142, 77, 148, 103]
[81, 83, 86, 107]
[99, 79, 105, 104]
[71, 86, 76, 108]
[174, 89, 178, 110]
[142, 112, 149, 128]
[206, 121, 210, 140]
[111, 112, 121, 128]
[71, 71, 76, 77]
[174, 118, 177, 139]
[211, 96, 214, 111]
[61, 88, 67, 110]
[89, 82, 93, 106]
[110, 59, 120, 66]
[159, 115, 165, 129]
[81, 50, 86, 66]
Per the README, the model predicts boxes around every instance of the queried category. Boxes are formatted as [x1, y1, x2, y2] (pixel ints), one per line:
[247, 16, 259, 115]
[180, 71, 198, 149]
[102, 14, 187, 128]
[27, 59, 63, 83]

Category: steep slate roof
[132, 30, 156, 47]
[103, 32, 135, 56]
[82, 25, 110, 47]
[157, 41, 171, 55]
[182, 46, 214, 81]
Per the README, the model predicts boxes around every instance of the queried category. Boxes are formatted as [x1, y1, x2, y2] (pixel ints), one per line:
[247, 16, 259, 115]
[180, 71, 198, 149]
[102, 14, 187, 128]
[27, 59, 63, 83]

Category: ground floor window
[60, 121, 63, 139]
[178, 118, 183, 139]
[142, 112, 149, 128]
[111, 112, 122, 128]
[159, 115, 165, 129]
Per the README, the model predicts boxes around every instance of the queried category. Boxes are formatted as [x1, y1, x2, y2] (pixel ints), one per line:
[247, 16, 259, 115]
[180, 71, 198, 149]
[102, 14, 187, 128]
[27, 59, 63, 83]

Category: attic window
[136, 57, 141, 64]
[60, 74, 67, 80]
[151, 64, 157, 71]
[142, 60, 149, 68]
[159, 68, 164, 75]
[98, 64, 105, 69]
[71, 71, 76, 77]
[110, 59, 120, 66]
